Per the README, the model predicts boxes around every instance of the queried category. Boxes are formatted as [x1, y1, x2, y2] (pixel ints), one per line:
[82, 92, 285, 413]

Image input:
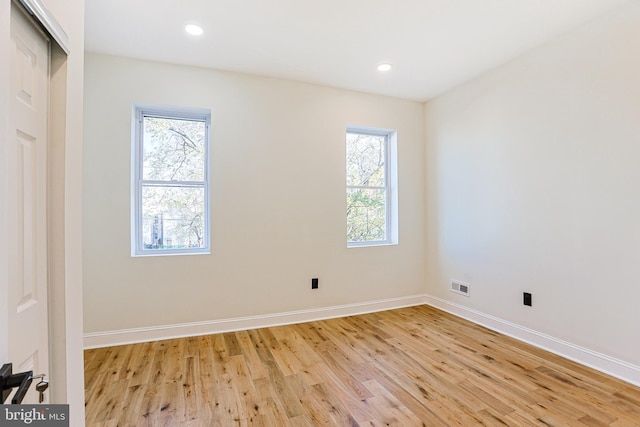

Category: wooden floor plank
[85, 305, 640, 426]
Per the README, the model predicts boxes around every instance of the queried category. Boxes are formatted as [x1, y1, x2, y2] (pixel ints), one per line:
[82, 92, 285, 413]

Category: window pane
[347, 188, 386, 242]
[143, 117, 206, 181]
[142, 185, 206, 249]
[346, 133, 386, 187]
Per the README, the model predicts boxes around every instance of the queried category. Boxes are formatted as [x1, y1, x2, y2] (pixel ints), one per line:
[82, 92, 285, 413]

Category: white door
[3, 2, 51, 404]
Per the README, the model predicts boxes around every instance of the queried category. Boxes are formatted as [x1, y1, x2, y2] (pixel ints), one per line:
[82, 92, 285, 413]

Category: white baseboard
[83, 293, 640, 388]
[424, 294, 640, 387]
[83, 294, 427, 349]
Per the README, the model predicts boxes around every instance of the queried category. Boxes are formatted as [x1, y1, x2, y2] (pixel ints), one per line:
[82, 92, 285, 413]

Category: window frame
[131, 104, 211, 256]
[346, 125, 398, 248]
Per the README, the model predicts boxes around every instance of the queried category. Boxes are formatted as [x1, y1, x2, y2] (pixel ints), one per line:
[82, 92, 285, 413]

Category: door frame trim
[17, 0, 69, 54]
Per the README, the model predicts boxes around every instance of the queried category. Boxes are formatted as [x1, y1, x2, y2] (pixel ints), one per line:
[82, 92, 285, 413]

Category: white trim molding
[83, 294, 427, 349]
[18, 0, 70, 53]
[83, 293, 640, 387]
[424, 294, 640, 388]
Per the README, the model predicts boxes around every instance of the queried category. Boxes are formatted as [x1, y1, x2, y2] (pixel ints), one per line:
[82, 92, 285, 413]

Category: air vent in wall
[451, 280, 470, 297]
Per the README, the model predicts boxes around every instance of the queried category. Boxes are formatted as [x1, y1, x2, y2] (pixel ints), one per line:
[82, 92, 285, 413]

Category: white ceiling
[84, 0, 628, 101]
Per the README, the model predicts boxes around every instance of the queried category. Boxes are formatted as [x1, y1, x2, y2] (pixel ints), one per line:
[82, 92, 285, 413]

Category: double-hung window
[346, 126, 398, 247]
[132, 105, 210, 256]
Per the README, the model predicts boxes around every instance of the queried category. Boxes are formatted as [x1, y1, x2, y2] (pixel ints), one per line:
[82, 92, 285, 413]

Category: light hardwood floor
[84, 305, 640, 426]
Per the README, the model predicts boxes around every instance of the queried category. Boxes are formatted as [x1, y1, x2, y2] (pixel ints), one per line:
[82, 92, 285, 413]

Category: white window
[132, 105, 210, 256]
[346, 126, 398, 247]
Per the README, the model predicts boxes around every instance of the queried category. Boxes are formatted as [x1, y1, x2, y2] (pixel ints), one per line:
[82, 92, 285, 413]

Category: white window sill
[132, 250, 210, 257]
[347, 242, 398, 249]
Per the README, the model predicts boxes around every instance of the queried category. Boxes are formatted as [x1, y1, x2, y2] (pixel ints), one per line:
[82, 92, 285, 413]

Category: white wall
[83, 54, 425, 333]
[425, 2, 640, 367]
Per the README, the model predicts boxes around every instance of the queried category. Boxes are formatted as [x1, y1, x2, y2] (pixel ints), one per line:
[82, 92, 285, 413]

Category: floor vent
[451, 280, 470, 297]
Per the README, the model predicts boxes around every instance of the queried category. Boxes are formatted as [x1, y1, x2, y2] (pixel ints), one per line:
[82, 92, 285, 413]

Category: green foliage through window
[133, 106, 210, 255]
[346, 131, 389, 244]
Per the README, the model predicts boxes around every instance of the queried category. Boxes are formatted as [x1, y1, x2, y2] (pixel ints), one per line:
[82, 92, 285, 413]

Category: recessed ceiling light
[185, 24, 203, 36]
[377, 63, 392, 72]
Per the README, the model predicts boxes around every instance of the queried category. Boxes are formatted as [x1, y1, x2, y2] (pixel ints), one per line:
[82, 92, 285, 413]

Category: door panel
[6, 2, 50, 404]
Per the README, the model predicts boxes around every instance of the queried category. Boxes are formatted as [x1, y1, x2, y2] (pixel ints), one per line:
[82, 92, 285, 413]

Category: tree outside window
[346, 128, 395, 246]
[133, 106, 210, 256]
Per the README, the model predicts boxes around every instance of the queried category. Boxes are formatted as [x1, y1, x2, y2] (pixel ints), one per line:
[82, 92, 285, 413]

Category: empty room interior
[76, 0, 640, 425]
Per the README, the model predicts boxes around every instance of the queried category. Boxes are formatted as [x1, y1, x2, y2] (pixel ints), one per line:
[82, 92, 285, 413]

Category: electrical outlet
[523, 292, 532, 306]
[311, 278, 318, 289]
